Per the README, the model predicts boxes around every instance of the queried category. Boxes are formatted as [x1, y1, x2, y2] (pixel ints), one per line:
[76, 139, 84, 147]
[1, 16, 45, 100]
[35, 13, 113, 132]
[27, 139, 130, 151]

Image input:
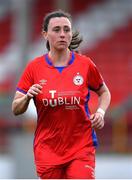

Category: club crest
[73, 73, 84, 86]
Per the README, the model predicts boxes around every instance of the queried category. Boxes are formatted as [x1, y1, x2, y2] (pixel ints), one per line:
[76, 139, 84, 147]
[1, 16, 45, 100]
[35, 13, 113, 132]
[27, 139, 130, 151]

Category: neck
[48, 49, 71, 67]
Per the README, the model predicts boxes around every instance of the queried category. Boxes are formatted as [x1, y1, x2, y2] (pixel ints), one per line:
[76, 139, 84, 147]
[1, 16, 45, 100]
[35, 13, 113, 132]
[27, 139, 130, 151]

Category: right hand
[90, 112, 105, 129]
[27, 84, 43, 99]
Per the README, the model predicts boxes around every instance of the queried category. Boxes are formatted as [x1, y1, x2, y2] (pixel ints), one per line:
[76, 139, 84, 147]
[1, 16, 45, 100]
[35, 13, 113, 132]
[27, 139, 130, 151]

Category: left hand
[90, 112, 105, 129]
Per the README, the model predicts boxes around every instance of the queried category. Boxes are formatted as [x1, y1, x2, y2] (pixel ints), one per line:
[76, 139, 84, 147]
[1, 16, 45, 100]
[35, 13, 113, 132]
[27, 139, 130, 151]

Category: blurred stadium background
[0, 0, 132, 178]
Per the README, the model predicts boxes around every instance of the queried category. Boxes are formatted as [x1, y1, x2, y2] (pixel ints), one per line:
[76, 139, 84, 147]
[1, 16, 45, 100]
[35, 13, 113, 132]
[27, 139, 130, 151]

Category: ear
[42, 31, 48, 40]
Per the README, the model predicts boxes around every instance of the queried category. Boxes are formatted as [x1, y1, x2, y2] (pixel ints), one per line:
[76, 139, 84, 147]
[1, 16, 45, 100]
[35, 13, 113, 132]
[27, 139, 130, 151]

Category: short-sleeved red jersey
[17, 51, 103, 174]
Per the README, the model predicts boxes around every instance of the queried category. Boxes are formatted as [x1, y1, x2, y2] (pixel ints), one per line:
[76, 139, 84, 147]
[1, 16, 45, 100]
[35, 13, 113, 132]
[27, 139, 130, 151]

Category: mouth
[58, 41, 67, 44]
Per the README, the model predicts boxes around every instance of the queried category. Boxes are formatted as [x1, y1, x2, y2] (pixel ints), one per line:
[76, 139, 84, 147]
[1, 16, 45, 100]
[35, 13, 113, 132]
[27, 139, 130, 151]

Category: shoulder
[74, 52, 94, 66]
[28, 55, 45, 66]
[24, 55, 46, 72]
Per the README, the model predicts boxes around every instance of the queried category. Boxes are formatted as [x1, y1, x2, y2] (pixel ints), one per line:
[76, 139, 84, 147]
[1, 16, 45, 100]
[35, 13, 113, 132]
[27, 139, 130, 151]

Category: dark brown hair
[42, 10, 83, 51]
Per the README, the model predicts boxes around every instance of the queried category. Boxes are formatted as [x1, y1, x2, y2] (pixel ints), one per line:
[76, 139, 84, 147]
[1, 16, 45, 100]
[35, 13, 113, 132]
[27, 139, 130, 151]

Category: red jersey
[17, 51, 103, 173]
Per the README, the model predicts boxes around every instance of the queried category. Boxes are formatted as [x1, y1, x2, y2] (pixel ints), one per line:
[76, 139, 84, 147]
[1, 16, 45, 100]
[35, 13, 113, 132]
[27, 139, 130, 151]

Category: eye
[54, 29, 59, 32]
[53, 27, 60, 32]
[64, 27, 70, 32]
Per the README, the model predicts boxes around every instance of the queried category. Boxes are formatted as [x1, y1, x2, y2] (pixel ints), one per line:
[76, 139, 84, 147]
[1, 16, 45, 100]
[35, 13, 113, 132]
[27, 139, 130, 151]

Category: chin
[56, 46, 67, 51]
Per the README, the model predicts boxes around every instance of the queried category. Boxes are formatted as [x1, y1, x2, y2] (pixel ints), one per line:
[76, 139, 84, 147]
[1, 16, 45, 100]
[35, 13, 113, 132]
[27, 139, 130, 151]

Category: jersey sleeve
[16, 62, 34, 94]
[88, 60, 104, 91]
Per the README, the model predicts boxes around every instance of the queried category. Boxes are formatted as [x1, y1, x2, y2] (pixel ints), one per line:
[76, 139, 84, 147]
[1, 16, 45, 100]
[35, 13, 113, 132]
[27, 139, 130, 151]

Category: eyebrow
[53, 25, 70, 28]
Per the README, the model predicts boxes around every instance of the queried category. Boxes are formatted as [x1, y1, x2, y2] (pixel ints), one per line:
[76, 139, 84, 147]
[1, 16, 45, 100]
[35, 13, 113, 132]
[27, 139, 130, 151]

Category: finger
[97, 124, 104, 129]
[94, 120, 103, 128]
[91, 118, 100, 128]
[90, 114, 95, 120]
[33, 84, 43, 89]
[31, 87, 42, 94]
[93, 118, 104, 129]
[91, 114, 100, 124]
[91, 114, 103, 127]
[95, 121, 104, 129]
[28, 89, 38, 97]
[91, 112, 103, 123]
[27, 92, 34, 98]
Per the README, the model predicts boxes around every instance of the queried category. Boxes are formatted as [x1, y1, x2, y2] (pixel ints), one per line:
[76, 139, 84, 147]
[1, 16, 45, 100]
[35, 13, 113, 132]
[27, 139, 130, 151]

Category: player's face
[44, 17, 72, 51]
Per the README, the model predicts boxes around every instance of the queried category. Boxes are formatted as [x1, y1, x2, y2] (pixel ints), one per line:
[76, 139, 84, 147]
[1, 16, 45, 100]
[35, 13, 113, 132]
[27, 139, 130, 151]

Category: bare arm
[90, 83, 111, 129]
[95, 83, 111, 112]
[12, 84, 42, 115]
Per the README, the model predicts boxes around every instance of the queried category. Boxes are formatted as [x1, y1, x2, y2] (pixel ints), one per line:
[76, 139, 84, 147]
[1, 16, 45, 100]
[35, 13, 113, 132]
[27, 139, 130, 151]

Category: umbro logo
[39, 79, 47, 85]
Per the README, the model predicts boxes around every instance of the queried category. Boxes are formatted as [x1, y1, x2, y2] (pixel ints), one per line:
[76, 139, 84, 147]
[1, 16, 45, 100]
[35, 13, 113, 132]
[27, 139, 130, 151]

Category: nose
[60, 30, 65, 37]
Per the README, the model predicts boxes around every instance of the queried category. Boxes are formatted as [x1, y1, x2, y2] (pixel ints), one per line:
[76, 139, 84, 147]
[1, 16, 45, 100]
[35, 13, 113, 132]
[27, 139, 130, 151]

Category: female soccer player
[12, 10, 111, 179]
